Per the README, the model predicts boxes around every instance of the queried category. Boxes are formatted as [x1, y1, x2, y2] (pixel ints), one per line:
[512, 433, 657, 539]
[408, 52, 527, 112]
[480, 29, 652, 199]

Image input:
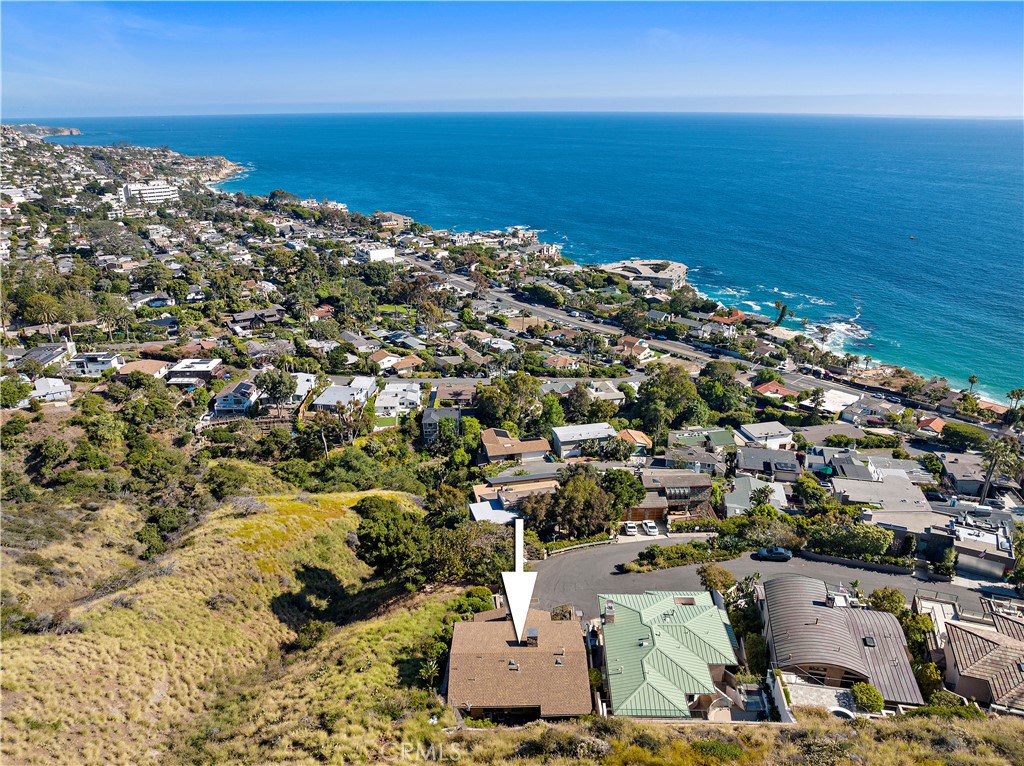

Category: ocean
[42, 113, 1024, 400]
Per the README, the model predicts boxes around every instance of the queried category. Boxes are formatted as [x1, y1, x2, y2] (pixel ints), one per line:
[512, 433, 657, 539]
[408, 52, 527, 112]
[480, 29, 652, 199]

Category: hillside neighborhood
[3, 125, 1024, 758]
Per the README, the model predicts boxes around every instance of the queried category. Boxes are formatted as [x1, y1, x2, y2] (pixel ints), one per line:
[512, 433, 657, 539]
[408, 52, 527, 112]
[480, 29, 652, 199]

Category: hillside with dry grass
[1, 491, 416, 765]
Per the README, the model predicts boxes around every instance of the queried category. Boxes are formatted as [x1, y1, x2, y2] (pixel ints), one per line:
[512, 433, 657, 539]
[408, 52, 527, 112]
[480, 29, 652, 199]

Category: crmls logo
[379, 741, 462, 762]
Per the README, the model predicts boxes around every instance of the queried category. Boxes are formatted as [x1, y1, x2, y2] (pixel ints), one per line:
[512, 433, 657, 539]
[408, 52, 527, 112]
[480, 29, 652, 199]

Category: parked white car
[623, 521, 638, 536]
[642, 520, 659, 536]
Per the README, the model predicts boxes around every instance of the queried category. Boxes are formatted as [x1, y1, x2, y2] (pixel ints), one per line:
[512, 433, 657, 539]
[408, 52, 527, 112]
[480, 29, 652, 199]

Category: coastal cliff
[5, 123, 82, 138]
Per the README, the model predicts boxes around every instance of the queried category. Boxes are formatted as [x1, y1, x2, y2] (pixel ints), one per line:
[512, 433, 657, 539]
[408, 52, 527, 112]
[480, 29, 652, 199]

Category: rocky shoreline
[6, 123, 82, 138]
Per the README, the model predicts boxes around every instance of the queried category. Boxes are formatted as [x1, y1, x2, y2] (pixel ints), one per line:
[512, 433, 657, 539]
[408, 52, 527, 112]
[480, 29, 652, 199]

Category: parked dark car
[756, 546, 793, 562]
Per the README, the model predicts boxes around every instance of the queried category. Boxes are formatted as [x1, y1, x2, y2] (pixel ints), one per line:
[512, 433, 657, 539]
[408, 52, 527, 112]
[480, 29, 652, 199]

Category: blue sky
[3, 2, 1022, 118]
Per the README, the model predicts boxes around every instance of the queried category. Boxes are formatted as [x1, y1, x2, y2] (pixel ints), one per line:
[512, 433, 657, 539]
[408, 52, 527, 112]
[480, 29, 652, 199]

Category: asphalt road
[530, 537, 1004, 621]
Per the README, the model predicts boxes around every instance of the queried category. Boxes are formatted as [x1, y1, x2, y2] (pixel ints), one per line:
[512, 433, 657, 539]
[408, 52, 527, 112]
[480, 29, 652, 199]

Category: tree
[24, 294, 60, 341]
[697, 563, 736, 594]
[600, 469, 645, 513]
[808, 387, 825, 413]
[1007, 388, 1024, 410]
[602, 436, 635, 463]
[254, 369, 297, 417]
[791, 472, 831, 513]
[749, 485, 774, 508]
[536, 393, 565, 435]
[968, 374, 978, 393]
[867, 586, 907, 616]
[941, 421, 989, 452]
[562, 383, 592, 424]
[850, 682, 884, 713]
[979, 437, 1022, 503]
[1, 377, 32, 408]
[355, 495, 429, 583]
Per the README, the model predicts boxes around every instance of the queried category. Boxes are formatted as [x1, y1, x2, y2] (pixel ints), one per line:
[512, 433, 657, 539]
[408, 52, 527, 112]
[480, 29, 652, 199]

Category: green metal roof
[598, 591, 738, 718]
[706, 430, 736, 448]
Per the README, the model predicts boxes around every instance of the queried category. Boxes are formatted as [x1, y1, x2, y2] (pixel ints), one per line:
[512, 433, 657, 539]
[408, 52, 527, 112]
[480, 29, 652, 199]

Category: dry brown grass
[1, 502, 140, 612]
[1, 491, 413, 766]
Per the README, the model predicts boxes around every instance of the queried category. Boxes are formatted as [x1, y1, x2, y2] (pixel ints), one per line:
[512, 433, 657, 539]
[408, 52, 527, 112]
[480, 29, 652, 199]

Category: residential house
[752, 380, 797, 399]
[698, 322, 737, 340]
[616, 428, 653, 457]
[599, 591, 739, 720]
[433, 381, 477, 407]
[941, 452, 989, 497]
[551, 422, 618, 458]
[665, 445, 728, 476]
[724, 476, 788, 517]
[587, 380, 628, 405]
[738, 421, 794, 450]
[374, 382, 422, 423]
[630, 470, 714, 522]
[185, 284, 206, 303]
[613, 335, 653, 363]
[735, 448, 801, 482]
[761, 575, 924, 708]
[166, 358, 222, 386]
[310, 376, 378, 412]
[794, 422, 867, 445]
[391, 355, 425, 376]
[446, 607, 591, 723]
[113, 359, 170, 381]
[943, 614, 1024, 715]
[480, 428, 550, 464]
[542, 354, 580, 371]
[918, 417, 946, 436]
[143, 315, 179, 336]
[707, 309, 746, 325]
[23, 377, 72, 405]
[422, 407, 461, 445]
[67, 352, 124, 377]
[369, 349, 402, 371]
[17, 342, 76, 370]
[245, 339, 295, 367]
[213, 380, 261, 416]
[339, 331, 380, 354]
[228, 304, 286, 334]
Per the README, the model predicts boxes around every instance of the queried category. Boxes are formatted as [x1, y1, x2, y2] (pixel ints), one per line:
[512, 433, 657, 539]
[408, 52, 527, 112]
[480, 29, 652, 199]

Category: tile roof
[947, 615, 1024, 710]
[600, 591, 737, 718]
[446, 608, 591, 717]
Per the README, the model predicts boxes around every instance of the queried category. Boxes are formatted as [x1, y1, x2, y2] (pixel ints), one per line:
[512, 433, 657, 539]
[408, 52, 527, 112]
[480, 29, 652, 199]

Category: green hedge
[545, 532, 612, 553]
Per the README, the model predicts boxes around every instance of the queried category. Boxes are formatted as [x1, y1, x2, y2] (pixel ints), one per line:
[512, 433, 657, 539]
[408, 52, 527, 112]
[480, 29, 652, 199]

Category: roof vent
[863, 636, 876, 648]
[508, 660, 519, 671]
[1017, 661, 1024, 673]
[554, 658, 563, 666]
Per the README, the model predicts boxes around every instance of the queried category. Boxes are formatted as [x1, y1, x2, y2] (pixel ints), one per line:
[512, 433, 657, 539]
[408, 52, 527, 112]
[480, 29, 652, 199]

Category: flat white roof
[552, 422, 617, 442]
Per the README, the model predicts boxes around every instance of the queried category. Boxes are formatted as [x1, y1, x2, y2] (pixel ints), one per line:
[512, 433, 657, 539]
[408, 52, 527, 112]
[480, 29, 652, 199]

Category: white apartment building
[121, 181, 178, 205]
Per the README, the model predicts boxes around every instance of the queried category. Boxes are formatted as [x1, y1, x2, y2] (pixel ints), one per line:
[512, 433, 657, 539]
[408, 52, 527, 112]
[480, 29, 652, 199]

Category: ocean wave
[742, 301, 762, 312]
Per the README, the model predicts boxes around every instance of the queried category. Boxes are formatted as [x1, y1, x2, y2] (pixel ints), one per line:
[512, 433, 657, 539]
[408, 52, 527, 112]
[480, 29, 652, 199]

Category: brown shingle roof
[446, 608, 592, 717]
[480, 428, 550, 459]
[947, 621, 1024, 709]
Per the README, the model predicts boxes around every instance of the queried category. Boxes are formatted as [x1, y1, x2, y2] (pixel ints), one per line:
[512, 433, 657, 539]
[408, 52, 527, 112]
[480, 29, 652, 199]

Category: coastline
[218, 169, 1015, 405]
[37, 119, 1022, 404]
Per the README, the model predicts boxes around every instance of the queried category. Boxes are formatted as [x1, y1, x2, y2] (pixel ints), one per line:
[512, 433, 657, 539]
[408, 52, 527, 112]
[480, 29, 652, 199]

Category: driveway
[530, 540, 1006, 621]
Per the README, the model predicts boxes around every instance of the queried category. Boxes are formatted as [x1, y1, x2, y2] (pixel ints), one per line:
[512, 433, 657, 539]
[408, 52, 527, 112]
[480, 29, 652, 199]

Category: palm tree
[0, 295, 13, 342]
[32, 300, 60, 342]
[863, 355, 872, 370]
[979, 437, 1022, 504]
[97, 301, 121, 342]
[1008, 389, 1024, 410]
[749, 485, 774, 508]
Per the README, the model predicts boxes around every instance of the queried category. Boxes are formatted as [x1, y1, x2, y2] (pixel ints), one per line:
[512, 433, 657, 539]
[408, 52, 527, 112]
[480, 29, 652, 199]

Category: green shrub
[691, 739, 744, 761]
[546, 532, 610, 553]
[851, 682, 885, 713]
[588, 667, 603, 691]
[295, 619, 332, 650]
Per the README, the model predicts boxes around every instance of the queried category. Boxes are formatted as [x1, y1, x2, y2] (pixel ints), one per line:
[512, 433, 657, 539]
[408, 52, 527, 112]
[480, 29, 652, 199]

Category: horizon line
[6, 109, 1022, 123]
